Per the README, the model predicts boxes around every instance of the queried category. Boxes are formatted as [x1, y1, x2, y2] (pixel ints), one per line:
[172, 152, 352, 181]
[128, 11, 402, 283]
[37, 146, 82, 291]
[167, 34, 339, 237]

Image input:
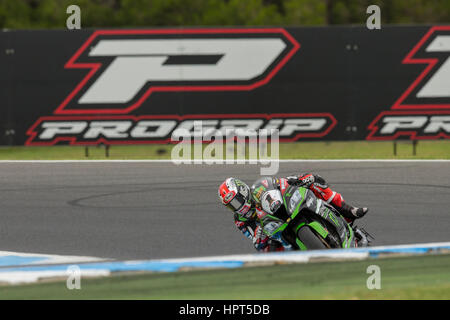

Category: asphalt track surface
[0, 161, 449, 260]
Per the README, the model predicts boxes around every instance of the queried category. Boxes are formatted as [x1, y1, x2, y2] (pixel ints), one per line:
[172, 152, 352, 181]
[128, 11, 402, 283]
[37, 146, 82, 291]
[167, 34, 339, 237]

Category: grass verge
[0, 140, 448, 160]
[1, 254, 449, 299]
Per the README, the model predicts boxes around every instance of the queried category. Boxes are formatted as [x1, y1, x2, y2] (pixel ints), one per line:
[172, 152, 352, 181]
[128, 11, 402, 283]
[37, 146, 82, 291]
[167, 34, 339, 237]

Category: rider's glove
[253, 226, 269, 251]
[263, 222, 293, 251]
[286, 173, 315, 188]
[270, 232, 293, 251]
[234, 215, 254, 240]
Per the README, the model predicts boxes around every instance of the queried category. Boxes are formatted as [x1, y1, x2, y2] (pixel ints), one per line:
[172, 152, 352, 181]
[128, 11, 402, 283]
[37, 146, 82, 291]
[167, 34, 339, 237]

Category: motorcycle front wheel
[297, 226, 328, 250]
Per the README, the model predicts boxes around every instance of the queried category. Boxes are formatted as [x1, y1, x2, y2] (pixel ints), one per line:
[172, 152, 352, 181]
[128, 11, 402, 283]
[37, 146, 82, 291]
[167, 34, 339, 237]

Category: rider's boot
[339, 202, 369, 222]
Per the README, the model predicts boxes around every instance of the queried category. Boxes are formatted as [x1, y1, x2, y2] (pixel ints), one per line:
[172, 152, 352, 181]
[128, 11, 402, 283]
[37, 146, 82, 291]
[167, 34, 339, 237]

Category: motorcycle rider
[218, 174, 369, 252]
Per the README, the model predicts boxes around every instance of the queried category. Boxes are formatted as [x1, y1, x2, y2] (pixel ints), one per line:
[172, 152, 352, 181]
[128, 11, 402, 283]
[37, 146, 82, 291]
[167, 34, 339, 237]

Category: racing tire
[297, 226, 328, 250]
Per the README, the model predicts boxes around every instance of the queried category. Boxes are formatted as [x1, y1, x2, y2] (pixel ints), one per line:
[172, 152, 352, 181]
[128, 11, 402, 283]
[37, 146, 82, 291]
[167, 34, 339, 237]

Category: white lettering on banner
[83, 121, 132, 139]
[39, 121, 87, 140]
[218, 119, 265, 136]
[424, 116, 450, 133]
[130, 120, 177, 138]
[379, 116, 428, 134]
[377, 115, 450, 135]
[35, 117, 333, 143]
[279, 119, 327, 136]
[417, 36, 450, 98]
[78, 39, 286, 104]
[172, 120, 219, 139]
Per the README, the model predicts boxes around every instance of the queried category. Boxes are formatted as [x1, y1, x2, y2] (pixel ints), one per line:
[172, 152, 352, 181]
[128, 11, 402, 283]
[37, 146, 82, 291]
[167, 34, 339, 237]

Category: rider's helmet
[251, 177, 282, 214]
[218, 177, 254, 219]
[250, 177, 276, 205]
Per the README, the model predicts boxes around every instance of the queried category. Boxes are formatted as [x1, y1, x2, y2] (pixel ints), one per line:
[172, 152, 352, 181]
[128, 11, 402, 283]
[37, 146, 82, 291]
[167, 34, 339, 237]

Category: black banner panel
[1, 26, 449, 145]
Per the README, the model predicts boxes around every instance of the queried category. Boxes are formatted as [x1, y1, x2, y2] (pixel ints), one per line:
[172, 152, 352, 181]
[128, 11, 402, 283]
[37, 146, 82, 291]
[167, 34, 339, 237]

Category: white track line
[0, 250, 106, 267]
[0, 159, 448, 163]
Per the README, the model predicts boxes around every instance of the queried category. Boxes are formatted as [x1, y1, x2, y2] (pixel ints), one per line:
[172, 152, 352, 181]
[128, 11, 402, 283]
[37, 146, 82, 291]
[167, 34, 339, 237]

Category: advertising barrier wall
[1, 25, 449, 145]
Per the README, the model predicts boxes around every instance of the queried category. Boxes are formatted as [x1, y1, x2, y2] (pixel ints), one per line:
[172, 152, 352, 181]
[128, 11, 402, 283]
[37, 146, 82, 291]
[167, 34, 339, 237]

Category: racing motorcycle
[259, 184, 373, 250]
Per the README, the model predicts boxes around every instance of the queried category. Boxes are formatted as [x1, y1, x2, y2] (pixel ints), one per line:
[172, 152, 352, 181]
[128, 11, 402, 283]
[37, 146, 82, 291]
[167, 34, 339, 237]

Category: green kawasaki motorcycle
[256, 183, 372, 250]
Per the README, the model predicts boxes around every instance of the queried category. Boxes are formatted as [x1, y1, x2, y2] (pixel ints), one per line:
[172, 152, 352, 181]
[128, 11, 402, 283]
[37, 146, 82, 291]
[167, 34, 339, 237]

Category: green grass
[0, 140, 448, 160]
[278, 140, 449, 159]
[1, 254, 449, 299]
